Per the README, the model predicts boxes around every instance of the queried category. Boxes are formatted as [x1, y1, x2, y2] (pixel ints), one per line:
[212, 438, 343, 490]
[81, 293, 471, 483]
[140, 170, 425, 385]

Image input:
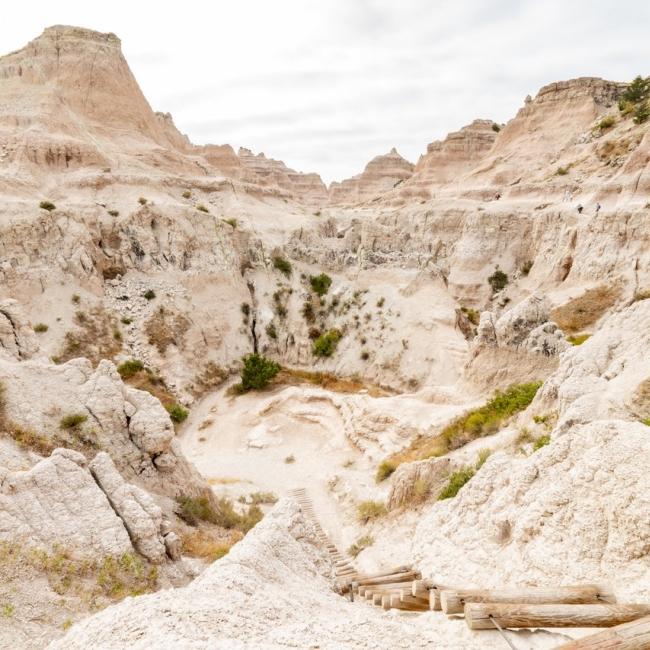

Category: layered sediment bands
[329, 148, 414, 205]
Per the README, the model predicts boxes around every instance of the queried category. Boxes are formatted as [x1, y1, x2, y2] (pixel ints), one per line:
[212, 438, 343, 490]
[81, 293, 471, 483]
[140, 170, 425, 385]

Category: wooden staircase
[290, 490, 650, 649]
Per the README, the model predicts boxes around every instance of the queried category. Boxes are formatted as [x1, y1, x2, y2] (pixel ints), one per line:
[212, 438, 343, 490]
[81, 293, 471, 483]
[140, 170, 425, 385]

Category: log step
[464, 603, 650, 630]
[441, 585, 606, 615]
[555, 614, 650, 649]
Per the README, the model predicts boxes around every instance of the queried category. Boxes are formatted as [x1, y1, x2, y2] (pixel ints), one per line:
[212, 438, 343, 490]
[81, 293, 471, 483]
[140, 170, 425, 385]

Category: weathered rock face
[533, 298, 650, 432]
[0, 299, 39, 360]
[329, 148, 414, 205]
[0, 448, 133, 557]
[400, 120, 497, 200]
[0, 25, 194, 176]
[0, 356, 210, 502]
[238, 147, 329, 208]
[413, 301, 650, 600]
[387, 456, 454, 510]
[474, 293, 568, 355]
[413, 419, 650, 599]
[89, 452, 167, 563]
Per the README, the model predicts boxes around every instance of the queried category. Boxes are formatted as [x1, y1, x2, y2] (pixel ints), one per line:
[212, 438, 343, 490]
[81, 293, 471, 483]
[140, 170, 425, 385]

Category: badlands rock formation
[1, 22, 650, 650]
[329, 148, 414, 205]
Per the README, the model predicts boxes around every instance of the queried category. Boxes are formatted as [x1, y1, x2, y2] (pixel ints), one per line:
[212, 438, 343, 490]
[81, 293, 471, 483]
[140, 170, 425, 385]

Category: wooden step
[441, 585, 606, 615]
[464, 603, 650, 630]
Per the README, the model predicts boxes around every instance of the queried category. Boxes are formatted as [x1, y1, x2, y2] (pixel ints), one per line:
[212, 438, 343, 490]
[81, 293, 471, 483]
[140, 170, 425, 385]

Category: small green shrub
[39, 201, 56, 211]
[33, 323, 48, 333]
[113, 328, 122, 341]
[223, 218, 237, 228]
[301, 301, 315, 323]
[556, 166, 569, 176]
[312, 329, 342, 357]
[438, 467, 475, 500]
[284, 454, 295, 463]
[71, 294, 80, 304]
[117, 359, 145, 379]
[239, 353, 280, 391]
[196, 204, 209, 213]
[121, 317, 132, 325]
[634, 102, 650, 125]
[475, 448, 492, 470]
[597, 115, 615, 130]
[182, 190, 191, 199]
[491, 122, 501, 132]
[620, 76, 650, 105]
[460, 306, 480, 325]
[533, 434, 551, 451]
[309, 273, 332, 297]
[60, 413, 87, 430]
[375, 459, 397, 483]
[107, 209, 119, 217]
[642, 418, 650, 427]
[265, 323, 277, 339]
[533, 414, 549, 424]
[249, 491, 278, 505]
[143, 290, 156, 300]
[441, 382, 542, 448]
[2, 603, 15, 618]
[138, 197, 147, 205]
[166, 403, 189, 423]
[488, 267, 509, 293]
[376, 297, 385, 308]
[521, 260, 533, 276]
[567, 333, 591, 346]
[272, 256, 292, 277]
[356, 500, 387, 524]
[241, 303, 250, 318]
[348, 535, 374, 558]
[360, 350, 370, 361]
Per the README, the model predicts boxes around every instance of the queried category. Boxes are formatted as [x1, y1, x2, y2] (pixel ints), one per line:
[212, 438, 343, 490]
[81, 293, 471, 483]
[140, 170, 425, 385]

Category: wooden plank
[363, 583, 410, 599]
[400, 593, 429, 607]
[412, 579, 436, 599]
[465, 604, 650, 630]
[389, 594, 429, 612]
[355, 566, 412, 581]
[429, 587, 443, 611]
[441, 585, 604, 615]
[356, 571, 421, 587]
[555, 614, 650, 649]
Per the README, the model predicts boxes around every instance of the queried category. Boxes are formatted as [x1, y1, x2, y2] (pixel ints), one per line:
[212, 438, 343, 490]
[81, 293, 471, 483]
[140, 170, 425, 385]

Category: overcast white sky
[2, 1, 649, 183]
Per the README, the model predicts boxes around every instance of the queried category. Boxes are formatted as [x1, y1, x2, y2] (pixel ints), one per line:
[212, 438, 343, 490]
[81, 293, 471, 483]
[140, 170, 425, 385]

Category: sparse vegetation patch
[312, 329, 342, 357]
[356, 500, 387, 524]
[272, 256, 292, 277]
[309, 273, 332, 297]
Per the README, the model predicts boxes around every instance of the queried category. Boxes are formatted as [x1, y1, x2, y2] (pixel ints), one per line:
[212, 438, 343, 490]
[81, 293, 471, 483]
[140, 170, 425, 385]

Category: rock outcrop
[89, 452, 168, 563]
[387, 456, 454, 510]
[0, 448, 133, 557]
[329, 148, 414, 205]
[400, 120, 498, 200]
[0, 299, 40, 360]
[0, 356, 210, 501]
[413, 301, 650, 600]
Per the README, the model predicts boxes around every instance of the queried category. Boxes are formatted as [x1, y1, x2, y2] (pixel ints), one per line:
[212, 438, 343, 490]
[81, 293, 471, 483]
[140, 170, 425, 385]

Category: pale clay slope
[49, 499, 566, 650]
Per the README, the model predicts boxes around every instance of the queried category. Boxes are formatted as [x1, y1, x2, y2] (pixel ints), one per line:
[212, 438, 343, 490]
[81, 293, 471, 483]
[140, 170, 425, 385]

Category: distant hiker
[494, 192, 501, 200]
[577, 204, 583, 214]
[563, 189, 571, 202]
[595, 202, 601, 215]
